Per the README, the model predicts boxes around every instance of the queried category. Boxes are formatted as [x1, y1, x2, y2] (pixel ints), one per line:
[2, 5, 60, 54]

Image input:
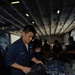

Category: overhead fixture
[26, 13, 29, 17]
[32, 21, 34, 24]
[57, 10, 60, 14]
[11, 1, 20, 4]
[2, 27, 5, 30]
[0, 20, 5, 24]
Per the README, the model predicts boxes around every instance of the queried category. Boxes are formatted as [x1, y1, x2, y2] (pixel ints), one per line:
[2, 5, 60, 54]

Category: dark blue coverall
[6, 38, 35, 75]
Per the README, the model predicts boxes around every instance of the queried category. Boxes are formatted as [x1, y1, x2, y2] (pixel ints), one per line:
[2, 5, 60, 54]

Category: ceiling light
[57, 10, 60, 14]
[11, 1, 20, 4]
[26, 13, 29, 17]
[32, 21, 34, 24]
[2, 27, 5, 30]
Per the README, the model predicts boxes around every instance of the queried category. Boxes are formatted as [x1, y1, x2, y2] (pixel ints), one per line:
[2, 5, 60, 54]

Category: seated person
[67, 36, 75, 53]
[66, 36, 75, 59]
[43, 40, 50, 52]
[52, 40, 63, 60]
[42, 40, 51, 58]
[33, 38, 43, 61]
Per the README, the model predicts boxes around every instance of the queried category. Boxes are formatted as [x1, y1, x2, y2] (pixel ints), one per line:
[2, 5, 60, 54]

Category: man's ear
[22, 32, 25, 36]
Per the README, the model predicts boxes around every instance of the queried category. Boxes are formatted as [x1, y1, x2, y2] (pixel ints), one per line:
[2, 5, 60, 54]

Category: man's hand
[36, 60, 43, 65]
[22, 67, 31, 74]
[11, 63, 31, 74]
[35, 47, 41, 52]
[31, 57, 43, 65]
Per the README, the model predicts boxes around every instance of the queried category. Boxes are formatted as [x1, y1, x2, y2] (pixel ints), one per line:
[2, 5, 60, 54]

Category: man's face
[23, 32, 34, 44]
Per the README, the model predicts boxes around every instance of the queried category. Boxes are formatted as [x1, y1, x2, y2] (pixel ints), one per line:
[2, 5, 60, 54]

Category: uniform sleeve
[5, 45, 18, 66]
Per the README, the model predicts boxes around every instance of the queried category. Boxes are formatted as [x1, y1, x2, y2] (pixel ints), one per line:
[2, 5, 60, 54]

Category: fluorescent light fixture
[26, 13, 29, 17]
[57, 10, 60, 14]
[11, 1, 20, 4]
[32, 21, 34, 24]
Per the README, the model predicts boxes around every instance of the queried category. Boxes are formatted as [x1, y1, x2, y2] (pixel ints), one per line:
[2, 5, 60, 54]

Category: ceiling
[0, 0, 75, 37]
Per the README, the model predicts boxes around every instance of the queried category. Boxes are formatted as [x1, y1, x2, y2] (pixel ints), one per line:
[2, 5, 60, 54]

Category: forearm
[31, 57, 38, 64]
[11, 63, 31, 74]
[31, 57, 43, 64]
[11, 62, 25, 70]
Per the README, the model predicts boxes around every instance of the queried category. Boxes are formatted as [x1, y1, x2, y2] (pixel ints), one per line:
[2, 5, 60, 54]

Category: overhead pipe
[21, 0, 43, 36]
[2, 8, 25, 26]
[59, 6, 74, 34]
[5, 0, 32, 25]
[0, 15, 22, 29]
[35, 0, 49, 36]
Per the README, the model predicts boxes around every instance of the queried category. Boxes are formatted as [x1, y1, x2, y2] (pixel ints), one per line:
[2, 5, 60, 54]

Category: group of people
[1, 25, 75, 75]
[33, 38, 51, 60]
[52, 36, 75, 60]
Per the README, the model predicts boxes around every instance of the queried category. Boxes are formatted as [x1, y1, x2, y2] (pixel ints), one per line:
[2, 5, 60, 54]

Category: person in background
[68, 36, 75, 52]
[42, 40, 51, 58]
[52, 40, 63, 60]
[67, 36, 75, 59]
[33, 38, 39, 49]
[33, 38, 44, 61]
[38, 39, 42, 48]
[6, 25, 43, 75]
[43, 40, 50, 52]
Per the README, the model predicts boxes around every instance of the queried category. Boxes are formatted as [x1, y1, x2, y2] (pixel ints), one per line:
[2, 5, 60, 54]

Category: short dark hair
[23, 25, 36, 37]
[68, 36, 73, 41]
[54, 40, 59, 43]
